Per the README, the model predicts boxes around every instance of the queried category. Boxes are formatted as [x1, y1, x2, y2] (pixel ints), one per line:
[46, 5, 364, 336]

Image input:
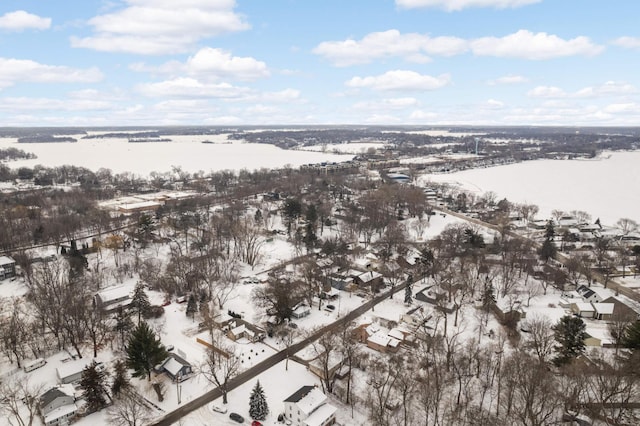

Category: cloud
[471, 30, 603, 59]
[612, 36, 640, 50]
[0, 97, 112, 111]
[486, 99, 504, 108]
[131, 48, 269, 81]
[346, 70, 451, 91]
[488, 74, 529, 85]
[396, 0, 541, 11]
[0, 11, 51, 31]
[0, 58, 103, 88]
[136, 77, 250, 98]
[71, 0, 249, 55]
[528, 81, 636, 99]
[353, 97, 420, 111]
[313, 30, 467, 66]
[314, 29, 601, 66]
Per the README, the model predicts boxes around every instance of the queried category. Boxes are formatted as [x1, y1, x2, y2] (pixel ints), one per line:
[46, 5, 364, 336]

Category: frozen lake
[0, 133, 353, 176]
[426, 151, 640, 227]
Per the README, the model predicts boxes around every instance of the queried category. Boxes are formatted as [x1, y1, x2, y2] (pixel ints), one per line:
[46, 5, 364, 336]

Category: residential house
[158, 352, 192, 382]
[0, 255, 16, 280]
[601, 296, 639, 320]
[576, 285, 606, 303]
[39, 385, 77, 426]
[353, 270, 384, 292]
[283, 385, 337, 426]
[56, 359, 103, 385]
[570, 302, 596, 319]
[224, 319, 266, 343]
[415, 285, 454, 313]
[355, 322, 402, 353]
[94, 284, 134, 313]
[570, 301, 616, 321]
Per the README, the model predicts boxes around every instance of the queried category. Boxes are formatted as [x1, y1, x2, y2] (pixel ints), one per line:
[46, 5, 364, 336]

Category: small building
[94, 285, 134, 312]
[158, 352, 192, 382]
[353, 270, 384, 293]
[576, 285, 606, 303]
[117, 200, 162, 214]
[291, 304, 311, 319]
[0, 255, 17, 280]
[56, 359, 100, 385]
[39, 385, 77, 426]
[592, 303, 615, 321]
[283, 385, 337, 426]
[570, 302, 596, 319]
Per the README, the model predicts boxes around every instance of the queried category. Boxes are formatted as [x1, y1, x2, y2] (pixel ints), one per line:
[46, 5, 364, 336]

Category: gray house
[39, 385, 77, 426]
[0, 256, 16, 280]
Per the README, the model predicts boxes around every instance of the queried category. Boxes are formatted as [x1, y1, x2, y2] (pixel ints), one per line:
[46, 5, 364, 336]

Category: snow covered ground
[424, 151, 640, 227]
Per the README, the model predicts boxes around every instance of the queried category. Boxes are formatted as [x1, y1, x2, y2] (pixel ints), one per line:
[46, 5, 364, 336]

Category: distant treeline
[18, 135, 77, 143]
[0, 147, 36, 161]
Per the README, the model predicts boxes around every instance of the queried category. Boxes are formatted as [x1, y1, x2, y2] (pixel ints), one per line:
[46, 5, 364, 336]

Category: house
[601, 296, 639, 321]
[570, 302, 596, 319]
[592, 303, 615, 321]
[158, 352, 192, 382]
[39, 385, 77, 426]
[291, 304, 311, 319]
[414, 286, 454, 313]
[0, 255, 16, 280]
[56, 359, 103, 384]
[117, 200, 162, 214]
[353, 270, 384, 292]
[224, 319, 266, 342]
[576, 285, 606, 303]
[283, 385, 337, 426]
[94, 284, 134, 312]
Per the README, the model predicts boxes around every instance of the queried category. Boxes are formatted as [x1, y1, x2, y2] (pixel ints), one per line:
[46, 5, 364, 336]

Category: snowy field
[299, 142, 388, 154]
[424, 151, 640, 227]
[0, 134, 354, 176]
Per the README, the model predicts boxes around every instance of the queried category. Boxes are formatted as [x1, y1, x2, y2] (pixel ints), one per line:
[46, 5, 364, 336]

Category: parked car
[251, 421, 262, 426]
[165, 345, 174, 352]
[229, 412, 244, 423]
[211, 403, 227, 414]
[326, 304, 335, 311]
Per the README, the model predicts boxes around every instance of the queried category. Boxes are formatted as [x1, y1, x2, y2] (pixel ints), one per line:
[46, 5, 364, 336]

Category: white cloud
[488, 74, 529, 85]
[471, 30, 603, 60]
[132, 48, 269, 81]
[346, 70, 451, 91]
[486, 99, 504, 108]
[0, 58, 103, 88]
[353, 97, 420, 111]
[71, 0, 249, 55]
[136, 77, 250, 98]
[604, 102, 640, 114]
[528, 81, 636, 99]
[0, 97, 112, 111]
[396, 0, 541, 11]
[313, 30, 467, 66]
[314, 29, 601, 66]
[612, 36, 640, 50]
[0, 11, 51, 31]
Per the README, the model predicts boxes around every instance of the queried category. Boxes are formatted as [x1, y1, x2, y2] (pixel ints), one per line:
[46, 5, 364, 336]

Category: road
[151, 279, 410, 426]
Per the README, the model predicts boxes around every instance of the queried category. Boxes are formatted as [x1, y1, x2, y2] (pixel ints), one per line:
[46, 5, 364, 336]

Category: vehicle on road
[229, 412, 244, 423]
[251, 421, 262, 426]
[326, 304, 335, 311]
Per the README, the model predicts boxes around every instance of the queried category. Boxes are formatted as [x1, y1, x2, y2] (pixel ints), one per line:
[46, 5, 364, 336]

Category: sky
[1, 0, 640, 127]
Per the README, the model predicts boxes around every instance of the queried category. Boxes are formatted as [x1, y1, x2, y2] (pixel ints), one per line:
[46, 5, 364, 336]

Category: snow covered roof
[0, 256, 15, 266]
[294, 386, 327, 416]
[96, 284, 133, 304]
[574, 302, 595, 312]
[368, 331, 391, 347]
[593, 303, 615, 315]
[43, 403, 77, 424]
[161, 353, 191, 377]
[357, 270, 382, 282]
[40, 385, 74, 409]
[304, 402, 337, 426]
[388, 328, 405, 340]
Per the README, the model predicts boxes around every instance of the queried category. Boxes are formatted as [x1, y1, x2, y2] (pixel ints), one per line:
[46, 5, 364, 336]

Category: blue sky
[1, 0, 640, 126]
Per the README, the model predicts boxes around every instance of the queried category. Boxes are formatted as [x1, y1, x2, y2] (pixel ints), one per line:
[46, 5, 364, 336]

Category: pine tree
[404, 283, 412, 304]
[130, 281, 150, 324]
[186, 294, 198, 318]
[249, 380, 269, 421]
[482, 283, 496, 310]
[552, 315, 587, 366]
[111, 359, 130, 397]
[126, 321, 168, 381]
[622, 321, 640, 349]
[80, 361, 111, 413]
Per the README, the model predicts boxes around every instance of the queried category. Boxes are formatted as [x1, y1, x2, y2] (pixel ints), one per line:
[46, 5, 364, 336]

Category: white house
[283, 385, 336, 426]
[94, 284, 134, 312]
[39, 385, 77, 426]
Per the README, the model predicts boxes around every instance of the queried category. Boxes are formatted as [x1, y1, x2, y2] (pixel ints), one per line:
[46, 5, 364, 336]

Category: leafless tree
[106, 389, 152, 426]
[309, 329, 339, 394]
[0, 299, 30, 368]
[0, 377, 43, 426]
[522, 315, 555, 364]
[200, 337, 241, 404]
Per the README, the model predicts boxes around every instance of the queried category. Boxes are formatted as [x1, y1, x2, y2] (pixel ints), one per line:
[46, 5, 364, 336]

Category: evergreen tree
[622, 321, 640, 349]
[248, 380, 269, 421]
[130, 281, 150, 324]
[552, 315, 587, 366]
[538, 221, 557, 262]
[482, 283, 496, 310]
[186, 294, 198, 318]
[114, 307, 134, 349]
[111, 359, 130, 397]
[404, 283, 412, 304]
[80, 361, 111, 413]
[126, 321, 168, 381]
